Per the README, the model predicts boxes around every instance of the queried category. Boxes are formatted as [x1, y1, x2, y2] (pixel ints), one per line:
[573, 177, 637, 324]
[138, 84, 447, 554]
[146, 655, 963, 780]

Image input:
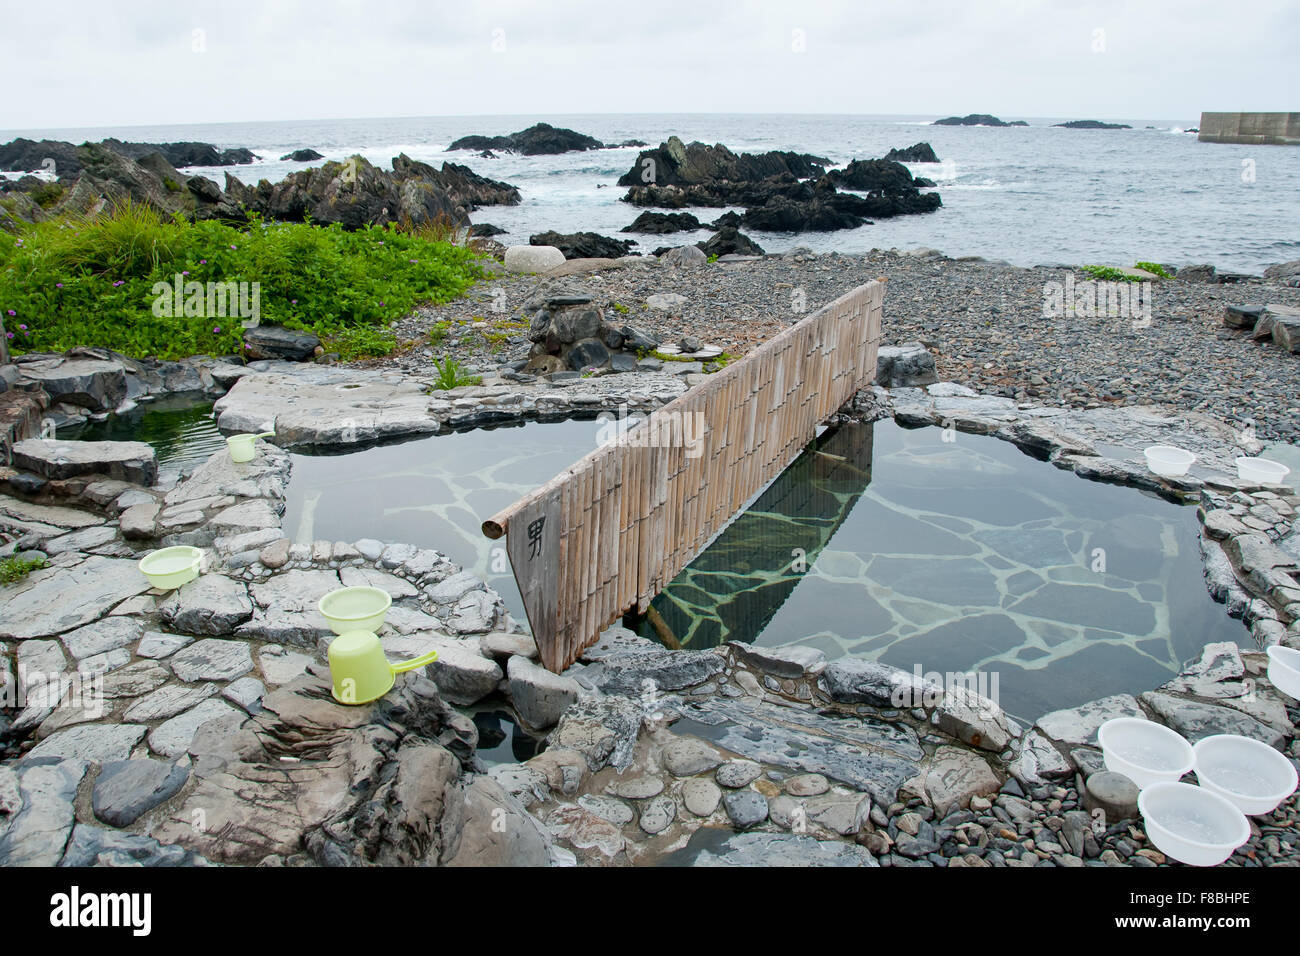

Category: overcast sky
[3, 0, 1296, 131]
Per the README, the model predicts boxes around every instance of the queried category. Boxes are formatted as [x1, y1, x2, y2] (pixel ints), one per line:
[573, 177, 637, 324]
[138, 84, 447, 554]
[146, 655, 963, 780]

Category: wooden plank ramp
[482, 279, 884, 672]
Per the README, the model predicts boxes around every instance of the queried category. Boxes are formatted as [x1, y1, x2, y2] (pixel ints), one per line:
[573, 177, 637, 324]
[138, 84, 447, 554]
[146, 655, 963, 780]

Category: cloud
[1, 0, 1296, 129]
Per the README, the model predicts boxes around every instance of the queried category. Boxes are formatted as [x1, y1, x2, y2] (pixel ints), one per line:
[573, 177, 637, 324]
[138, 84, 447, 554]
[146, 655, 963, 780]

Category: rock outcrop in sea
[932, 114, 1028, 127]
[447, 122, 639, 155]
[0, 136, 256, 175]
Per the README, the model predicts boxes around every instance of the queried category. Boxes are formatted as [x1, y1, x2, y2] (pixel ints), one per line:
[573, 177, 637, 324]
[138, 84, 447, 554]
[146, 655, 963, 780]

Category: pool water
[57, 397, 226, 472]
[83, 401, 1248, 724]
[635, 419, 1249, 723]
[280, 417, 612, 620]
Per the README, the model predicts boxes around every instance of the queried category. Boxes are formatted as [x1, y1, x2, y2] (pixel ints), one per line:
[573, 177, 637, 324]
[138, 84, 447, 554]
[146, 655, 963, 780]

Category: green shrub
[1134, 261, 1174, 279]
[1081, 262, 1171, 283]
[0, 203, 484, 361]
[429, 356, 481, 390]
[0, 554, 47, 585]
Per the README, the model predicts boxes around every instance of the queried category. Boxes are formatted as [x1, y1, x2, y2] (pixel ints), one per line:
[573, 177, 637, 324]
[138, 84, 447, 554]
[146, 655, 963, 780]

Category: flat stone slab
[29, 723, 148, 762]
[925, 745, 1001, 816]
[669, 829, 880, 867]
[158, 574, 254, 636]
[11, 438, 156, 485]
[0, 758, 88, 866]
[123, 681, 219, 722]
[1140, 691, 1285, 748]
[92, 758, 190, 827]
[0, 495, 105, 530]
[680, 696, 923, 806]
[213, 370, 442, 447]
[1035, 694, 1145, 747]
[0, 555, 152, 640]
[170, 639, 254, 683]
[238, 568, 340, 646]
[60, 616, 142, 660]
[148, 699, 243, 757]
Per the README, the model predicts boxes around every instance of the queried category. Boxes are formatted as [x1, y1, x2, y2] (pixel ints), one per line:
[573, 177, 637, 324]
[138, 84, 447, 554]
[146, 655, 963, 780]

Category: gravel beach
[382, 247, 1300, 443]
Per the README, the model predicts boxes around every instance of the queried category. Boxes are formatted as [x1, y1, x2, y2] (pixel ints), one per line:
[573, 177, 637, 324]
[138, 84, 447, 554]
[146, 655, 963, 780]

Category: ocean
[4, 113, 1298, 274]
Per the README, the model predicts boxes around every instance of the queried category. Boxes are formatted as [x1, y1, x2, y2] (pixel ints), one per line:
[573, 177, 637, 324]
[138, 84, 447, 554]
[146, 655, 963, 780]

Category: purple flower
[378, 301, 385, 306]
[291, 299, 297, 305]
[230, 244, 237, 250]
[212, 326, 221, 334]
[409, 258, 418, 263]
[181, 271, 189, 276]
[5, 333, 12, 340]
[199, 259, 207, 264]
[55, 283, 63, 288]
[5, 309, 14, 316]
[18, 324, 27, 331]
[112, 280, 124, 287]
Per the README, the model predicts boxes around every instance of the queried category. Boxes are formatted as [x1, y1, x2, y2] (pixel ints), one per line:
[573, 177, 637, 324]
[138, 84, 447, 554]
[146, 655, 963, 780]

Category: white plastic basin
[1098, 717, 1195, 789]
[1144, 445, 1196, 477]
[1266, 645, 1300, 700]
[1235, 457, 1290, 485]
[1193, 734, 1298, 816]
[1138, 781, 1250, 866]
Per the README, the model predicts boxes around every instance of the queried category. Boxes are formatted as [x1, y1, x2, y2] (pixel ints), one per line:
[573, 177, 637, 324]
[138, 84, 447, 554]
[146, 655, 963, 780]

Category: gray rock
[169, 639, 254, 683]
[639, 795, 677, 834]
[29, 723, 148, 762]
[243, 325, 321, 362]
[119, 502, 160, 539]
[682, 777, 723, 816]
[677, 830, 879, 867]
[549, 696, 645, 772]
[1035, 694, 1144, 747]
[729, 641, 826, 678]
[136, 631, 193, 659]
[806, 791, 871, 835]
[608, 775, 665, 799]
[663, 737, 724, 776]
[148, 699, 243, 757]
[507, 655, 580, 728]
[1084, 771, 1140, 823]
[925, 745, 1001, 816]
[427, 642, 502, 705]
[60, 616, 142, 660]
[933, 685, 1015, 752]
[426, 569, 484, 604]
[785, 773, 830, 796]
[875, 343, 939, 388]
[442, 775, 553, 867]
[819, 657, 935, 707]
[0, 758, 88, 866]
[1008, 729, 1073, 785]
[722, 790, 769, 829]
[11, 437, 156, 485]
[59, 823, 212, 866]
[577, 793, 635, 826]
[715, 759, 763, 788]
[354, 538, 385, 561]
[659, 245, 707, 269]
[256, 645, 314, 686]
[480, 631, 538, 661]
[222, 676, 266, 713]
[258, 538, 291, 570]
[586, 647, 726, 695]
[0, 555, 151, 640]
[92, 758, 190, 827]
[158, 574, 254, 636]
[123, 681, 218, 722]
[1139, 691, 1285, 747]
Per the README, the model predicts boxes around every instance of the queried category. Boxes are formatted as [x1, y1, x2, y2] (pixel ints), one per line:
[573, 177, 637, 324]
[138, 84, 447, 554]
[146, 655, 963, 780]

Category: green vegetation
[427, 319, 452, 347]
[0, 553, 47, 586]
[0, 203, 484, 361]
[1081, 261, 1172, 283]
[29, 182, 64, 209]
[429, 356, 482, 390]
[611, 301, 630, 314]
[1134, 261, 1174, 279]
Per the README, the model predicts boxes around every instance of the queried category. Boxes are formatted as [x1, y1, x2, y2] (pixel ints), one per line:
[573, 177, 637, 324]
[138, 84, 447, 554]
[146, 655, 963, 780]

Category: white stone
[504, 245, 565, 274]
[148, 699, 243, 758]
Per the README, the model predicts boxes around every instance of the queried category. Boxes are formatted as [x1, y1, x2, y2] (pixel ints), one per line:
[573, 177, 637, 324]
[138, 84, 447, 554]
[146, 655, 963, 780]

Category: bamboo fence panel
[483, 279, 884, 672]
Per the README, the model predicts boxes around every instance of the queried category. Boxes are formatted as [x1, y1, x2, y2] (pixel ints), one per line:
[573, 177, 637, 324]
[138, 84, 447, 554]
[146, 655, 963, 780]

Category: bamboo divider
[483, 279, 884, 672]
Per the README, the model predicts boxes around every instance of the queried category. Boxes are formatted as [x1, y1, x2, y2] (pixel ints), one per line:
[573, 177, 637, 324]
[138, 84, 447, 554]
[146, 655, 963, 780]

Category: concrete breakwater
[1198, 112, 1300, 146]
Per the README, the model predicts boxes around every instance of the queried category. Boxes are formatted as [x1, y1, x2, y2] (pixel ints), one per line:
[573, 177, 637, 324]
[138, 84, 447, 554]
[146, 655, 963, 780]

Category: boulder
[882, 142, 940, 163]
[932, 114, 1027, 127]
[621, 211, 703, 234]
[92, 758, 190, 827]
[15, 355, 127, 411]
[507, 655, 581, 729]
[242, 325, 321, 362]
[875, 343, 939, 387]
[616, 136, 829, 189]
[659, 244, 708, 268]
[448, 122, 604, 156]
[530, 230, 635, 261]
[1263, 258, 1300, 284]
[699, 227, 764, 257]
[158, 575, 254, 636]
[279, 148, 324, 162]
[504, 244, 565, 273]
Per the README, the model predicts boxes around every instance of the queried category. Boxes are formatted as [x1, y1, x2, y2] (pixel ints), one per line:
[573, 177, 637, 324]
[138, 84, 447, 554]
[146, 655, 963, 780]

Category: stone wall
[1198, 112, 1300, 146]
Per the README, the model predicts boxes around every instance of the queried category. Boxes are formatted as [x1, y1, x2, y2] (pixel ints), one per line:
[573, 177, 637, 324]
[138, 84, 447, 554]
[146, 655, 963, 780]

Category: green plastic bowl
[138, 546, 203, 590]
[318, 586, 392, 635]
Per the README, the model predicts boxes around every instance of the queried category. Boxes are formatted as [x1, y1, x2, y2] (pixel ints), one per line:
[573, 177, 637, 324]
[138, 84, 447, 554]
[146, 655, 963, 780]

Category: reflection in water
[639, 420, 1249, 722]
[57, 396, 225, 471]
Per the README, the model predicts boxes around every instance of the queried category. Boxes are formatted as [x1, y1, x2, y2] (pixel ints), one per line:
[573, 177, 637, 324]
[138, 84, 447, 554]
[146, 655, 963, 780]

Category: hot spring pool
[96, 403, 1248, 723]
